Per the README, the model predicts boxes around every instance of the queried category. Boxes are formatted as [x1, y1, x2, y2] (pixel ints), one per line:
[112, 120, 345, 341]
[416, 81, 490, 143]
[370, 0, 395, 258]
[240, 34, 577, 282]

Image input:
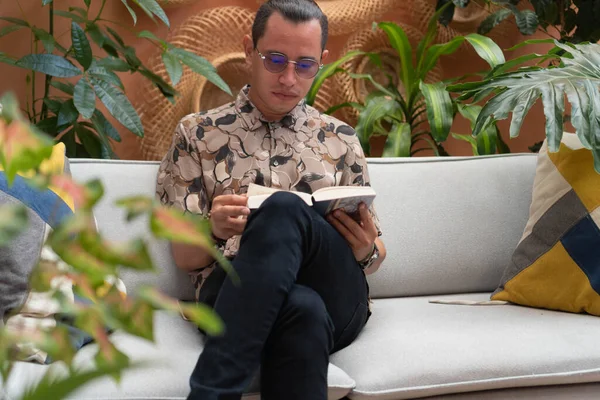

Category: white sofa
[3, 154, 600, 399]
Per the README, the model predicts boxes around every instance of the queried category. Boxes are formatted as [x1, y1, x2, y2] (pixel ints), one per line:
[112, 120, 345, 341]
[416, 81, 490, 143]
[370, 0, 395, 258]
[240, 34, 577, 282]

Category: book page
[246, 183, 313, 209]
[312, 185, 376, 202]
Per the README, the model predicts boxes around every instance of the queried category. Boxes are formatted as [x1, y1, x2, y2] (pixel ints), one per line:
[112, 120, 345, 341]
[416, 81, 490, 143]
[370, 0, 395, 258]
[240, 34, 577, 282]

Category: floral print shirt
[156, 85, 381, 300]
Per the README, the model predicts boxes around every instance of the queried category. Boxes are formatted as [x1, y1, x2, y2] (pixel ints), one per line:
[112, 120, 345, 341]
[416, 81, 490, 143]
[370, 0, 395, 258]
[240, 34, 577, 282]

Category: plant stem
[95, 0, 108, 22]
[31, 41, 38, 124]
[40, 1, 54, 121]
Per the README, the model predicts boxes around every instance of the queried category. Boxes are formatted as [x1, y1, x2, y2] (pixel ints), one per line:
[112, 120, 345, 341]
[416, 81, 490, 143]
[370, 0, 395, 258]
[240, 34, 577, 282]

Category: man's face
[244, 12, 329, 119]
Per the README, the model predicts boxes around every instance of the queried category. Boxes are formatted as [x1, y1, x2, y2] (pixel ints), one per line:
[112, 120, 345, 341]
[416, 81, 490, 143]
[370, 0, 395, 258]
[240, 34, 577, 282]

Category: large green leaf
[74, 77, 96, 119]
[417, 2, 450, 65]
[72, 21, 93, 70]
[76, 125, 104, 158]
[382, 122, 411, 157]
[456, 40, 600, 171]
[134, 0, 170, 27]
[16, 54, 81, 77]
[162, 51, 183, 86]
[306, 50, 363, 105]
[0, 204, 28, 246]
[91, 78, 143, 137]
[421, 36, 464, 79]
[419, 81, 453, 143]
[170, 48, 230, 95]
[464, 33, 505, 68]
[378, 22, 414, 95]
[355, 97, 402, 155]
[89, 65, 125, 89]
[97, 57, 131, 72]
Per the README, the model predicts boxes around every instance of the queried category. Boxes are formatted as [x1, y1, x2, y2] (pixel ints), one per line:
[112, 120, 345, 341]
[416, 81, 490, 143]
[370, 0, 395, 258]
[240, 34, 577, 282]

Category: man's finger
[359, 204, 378, 237]
[226, 217, 247, 231]
[333, 209, 363, 234]
[218, 205, 251, 217]
[213, 194, 248, 206]
[328, 215, 360, 248]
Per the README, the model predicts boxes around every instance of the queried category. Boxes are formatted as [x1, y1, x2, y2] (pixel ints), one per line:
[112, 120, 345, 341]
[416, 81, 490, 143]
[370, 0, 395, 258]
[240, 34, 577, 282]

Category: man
[156, 0, 386, 398]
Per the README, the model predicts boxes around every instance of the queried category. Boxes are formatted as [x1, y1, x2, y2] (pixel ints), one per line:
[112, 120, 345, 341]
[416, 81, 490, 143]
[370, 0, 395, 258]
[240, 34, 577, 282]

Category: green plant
[307, 5, 507, 157]
[0, 0, 231, 158]
[0, 91, 233, 399]
[438, 0, 600, 43]
[448, 40, 600, 172]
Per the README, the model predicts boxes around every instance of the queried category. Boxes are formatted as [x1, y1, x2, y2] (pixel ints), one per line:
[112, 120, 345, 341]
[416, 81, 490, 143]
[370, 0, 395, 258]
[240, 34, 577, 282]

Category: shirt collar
[235, 85, 308, 133]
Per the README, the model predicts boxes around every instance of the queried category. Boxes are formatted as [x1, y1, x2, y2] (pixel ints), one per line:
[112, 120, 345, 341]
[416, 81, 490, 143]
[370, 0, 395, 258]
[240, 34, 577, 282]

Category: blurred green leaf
[0, 17, 30, 27]
[76, 125, 103, 158]
[420, 81, 453, 143]
[115, 196, 154, 221]
[382, 122, 411, 157]
[54, 10, 86, 23]
[36, 116, 59, 136]
[307, 51, 363, 105]
[514, 9, 539, 36]
[452, 132, 479, 155]
[0, 204, 28, 245]
[138, 287, 224, 336]
[478, 8, 512, 35]
[74, 77, 96, 119]
[43, 98, 62, 114]
[0, 93, 54, 183]
[0, 24, 24, 38]
[138, 69, 177, 103]
[72, 21, 93, 70]
[92, 78, 144, 137]
[16, 54, 81, 77]
[69, 6, 89, 18]
[106, 26, 126, 47]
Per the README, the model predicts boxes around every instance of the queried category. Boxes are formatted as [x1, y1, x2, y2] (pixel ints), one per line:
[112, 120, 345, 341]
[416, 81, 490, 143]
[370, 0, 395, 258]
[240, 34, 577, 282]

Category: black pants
[189, 192, 370, 400]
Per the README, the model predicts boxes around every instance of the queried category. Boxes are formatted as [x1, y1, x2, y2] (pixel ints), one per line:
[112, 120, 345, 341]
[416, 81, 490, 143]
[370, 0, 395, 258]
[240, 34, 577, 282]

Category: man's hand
[210, 195, 250, 240]
[327, 203, 378, 261]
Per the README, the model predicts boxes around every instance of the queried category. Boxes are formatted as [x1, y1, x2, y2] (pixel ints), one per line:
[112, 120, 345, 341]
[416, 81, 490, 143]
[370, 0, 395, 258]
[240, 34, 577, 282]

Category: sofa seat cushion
[4, 311, 355, 399]
[330, 293, 600, 400]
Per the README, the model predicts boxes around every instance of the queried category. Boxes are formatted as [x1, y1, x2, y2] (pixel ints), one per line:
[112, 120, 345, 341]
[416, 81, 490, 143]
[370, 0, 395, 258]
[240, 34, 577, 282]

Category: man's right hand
[210, 195, 250, 240]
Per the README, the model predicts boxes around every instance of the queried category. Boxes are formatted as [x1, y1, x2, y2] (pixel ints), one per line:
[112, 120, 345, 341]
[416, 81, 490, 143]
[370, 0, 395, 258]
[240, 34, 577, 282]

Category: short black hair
[252, 0, 329, 51]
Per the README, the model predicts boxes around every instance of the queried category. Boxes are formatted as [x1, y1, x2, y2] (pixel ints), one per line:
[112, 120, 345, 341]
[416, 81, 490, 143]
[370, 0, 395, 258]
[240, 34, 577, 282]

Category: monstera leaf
[449, 41, 600, 172]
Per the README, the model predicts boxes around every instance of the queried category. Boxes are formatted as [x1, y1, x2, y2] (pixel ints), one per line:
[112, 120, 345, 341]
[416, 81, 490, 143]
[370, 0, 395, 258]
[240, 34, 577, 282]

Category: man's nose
[279, 62, 297, 87]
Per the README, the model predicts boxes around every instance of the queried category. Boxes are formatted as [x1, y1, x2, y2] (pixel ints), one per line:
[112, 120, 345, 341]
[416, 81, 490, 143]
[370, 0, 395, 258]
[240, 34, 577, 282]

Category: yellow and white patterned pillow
[492, 133, 600, 315]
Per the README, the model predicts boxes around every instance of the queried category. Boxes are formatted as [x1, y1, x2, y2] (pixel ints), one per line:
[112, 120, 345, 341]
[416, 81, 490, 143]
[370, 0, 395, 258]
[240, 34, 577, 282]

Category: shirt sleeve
[156, 120, 210, 217]
[340, 128, 383, 238]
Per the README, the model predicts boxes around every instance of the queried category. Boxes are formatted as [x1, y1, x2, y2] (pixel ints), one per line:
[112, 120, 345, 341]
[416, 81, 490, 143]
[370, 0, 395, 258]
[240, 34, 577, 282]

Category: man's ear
[243, 34, 253, 65]
[321, 49, 330, 64]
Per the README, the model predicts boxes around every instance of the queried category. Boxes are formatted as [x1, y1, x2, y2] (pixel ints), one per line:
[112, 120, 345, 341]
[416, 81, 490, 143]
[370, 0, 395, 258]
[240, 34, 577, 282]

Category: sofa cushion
[330, 293, 600, 400]
[365, 155, 537, 299]
[492, 134, 600, 315]
[6, 311, 353, 399]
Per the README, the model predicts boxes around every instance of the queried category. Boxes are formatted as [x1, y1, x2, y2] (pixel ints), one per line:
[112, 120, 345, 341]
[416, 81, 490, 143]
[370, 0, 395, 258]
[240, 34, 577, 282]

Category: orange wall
[0, 0, 548, 160]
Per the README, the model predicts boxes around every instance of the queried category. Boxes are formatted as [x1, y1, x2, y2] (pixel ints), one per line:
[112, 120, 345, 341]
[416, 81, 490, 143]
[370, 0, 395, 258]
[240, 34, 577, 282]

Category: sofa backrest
[70, 154, 538, 301]
[365, 154, 537, 298]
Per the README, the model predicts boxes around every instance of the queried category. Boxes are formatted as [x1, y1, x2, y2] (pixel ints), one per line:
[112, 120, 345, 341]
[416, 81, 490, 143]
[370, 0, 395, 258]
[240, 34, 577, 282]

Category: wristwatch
[358, 243, 379, 270]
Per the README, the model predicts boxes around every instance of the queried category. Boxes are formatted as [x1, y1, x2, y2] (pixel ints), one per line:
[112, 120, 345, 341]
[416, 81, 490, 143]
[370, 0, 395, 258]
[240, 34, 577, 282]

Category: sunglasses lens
[296, 60, 319, 78]
[264, 53, 287, 73]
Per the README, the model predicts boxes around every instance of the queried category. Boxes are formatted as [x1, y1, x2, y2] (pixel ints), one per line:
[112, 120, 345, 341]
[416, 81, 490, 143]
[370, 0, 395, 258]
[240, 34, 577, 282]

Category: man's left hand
[327, 203, 378, 262]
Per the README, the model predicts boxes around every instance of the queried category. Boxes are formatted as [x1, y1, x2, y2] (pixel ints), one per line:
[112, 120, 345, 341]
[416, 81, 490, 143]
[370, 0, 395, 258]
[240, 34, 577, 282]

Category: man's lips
[272, 92, 298, 100]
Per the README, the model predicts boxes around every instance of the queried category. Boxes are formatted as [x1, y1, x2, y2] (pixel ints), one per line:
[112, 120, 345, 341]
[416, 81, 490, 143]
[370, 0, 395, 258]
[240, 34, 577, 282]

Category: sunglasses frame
[256, 50, 323, 79]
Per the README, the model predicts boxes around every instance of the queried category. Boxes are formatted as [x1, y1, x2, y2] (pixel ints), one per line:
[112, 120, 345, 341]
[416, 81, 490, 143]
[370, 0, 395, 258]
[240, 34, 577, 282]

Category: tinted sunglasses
[257, 50, 323, 79]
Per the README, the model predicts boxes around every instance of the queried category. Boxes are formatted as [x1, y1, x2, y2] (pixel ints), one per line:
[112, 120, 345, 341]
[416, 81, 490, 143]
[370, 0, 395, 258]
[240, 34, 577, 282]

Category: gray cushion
[421, 382, 600, 399]
[365, 155, 538, 299]
[331, 293, 600, 400]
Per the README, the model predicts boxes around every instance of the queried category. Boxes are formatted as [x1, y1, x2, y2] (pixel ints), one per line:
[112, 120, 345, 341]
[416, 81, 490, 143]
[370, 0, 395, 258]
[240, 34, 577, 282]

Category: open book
[246, 183, 376, 219]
